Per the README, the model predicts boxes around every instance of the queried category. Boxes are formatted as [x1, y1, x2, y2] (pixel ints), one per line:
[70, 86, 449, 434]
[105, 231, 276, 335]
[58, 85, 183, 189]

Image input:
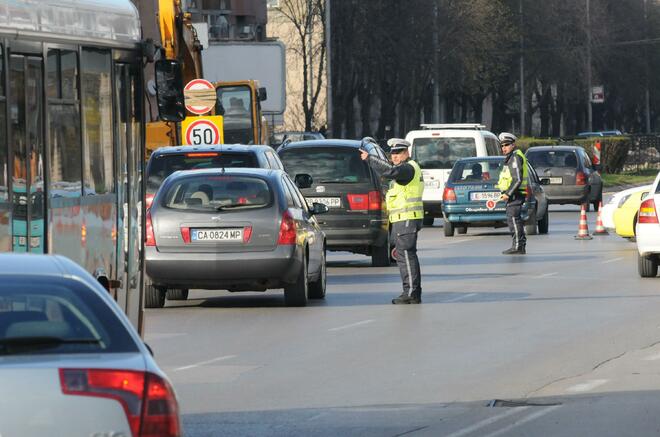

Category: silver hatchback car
[145, 168, 328, 308]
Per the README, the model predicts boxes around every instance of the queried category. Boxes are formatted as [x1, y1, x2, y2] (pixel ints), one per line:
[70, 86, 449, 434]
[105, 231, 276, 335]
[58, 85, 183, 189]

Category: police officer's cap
[387, 138, 411, 153]
[498, 132, 517, 146]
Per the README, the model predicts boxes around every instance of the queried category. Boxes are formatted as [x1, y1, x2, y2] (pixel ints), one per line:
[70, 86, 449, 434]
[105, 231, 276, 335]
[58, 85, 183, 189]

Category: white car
[405, 124, 501, 226]
[601, 184, 652, 230]
[0, 254, 181, 437]
[636, 172, 660, 277]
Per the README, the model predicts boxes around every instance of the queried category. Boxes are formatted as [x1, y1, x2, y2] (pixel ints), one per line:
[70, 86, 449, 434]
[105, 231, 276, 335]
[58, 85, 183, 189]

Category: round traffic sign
[185, 119, 221, 145]
[486, 199, 497, 210]
[184, 79, 215, 115]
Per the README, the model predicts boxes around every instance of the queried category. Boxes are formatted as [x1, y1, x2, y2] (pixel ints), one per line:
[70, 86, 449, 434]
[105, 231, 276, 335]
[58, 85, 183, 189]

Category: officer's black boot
[392, 293, 412, 304]
[502, 246, 525, 255]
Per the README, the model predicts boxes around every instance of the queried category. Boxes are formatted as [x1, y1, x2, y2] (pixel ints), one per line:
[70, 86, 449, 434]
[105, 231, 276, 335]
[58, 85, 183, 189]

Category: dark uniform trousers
[506, 194, 527, 250]
[392, 219, 422, 298]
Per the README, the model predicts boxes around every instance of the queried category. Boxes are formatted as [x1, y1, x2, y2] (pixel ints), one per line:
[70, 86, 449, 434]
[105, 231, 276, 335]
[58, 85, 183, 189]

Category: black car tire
[457, 226, 468, 234]
[284, 256, 308, 307]
[444, 220, 455, 237]
[372, 234, 391, 267]
[423, 216, 434, 227]
[638, 252, 658, 278]
[166, 288, 189, 301]
[309, 249, 326, 299]
[525, 208, 538, 235]
[145, 279, 166, 309]
[538, 208, 549, 234]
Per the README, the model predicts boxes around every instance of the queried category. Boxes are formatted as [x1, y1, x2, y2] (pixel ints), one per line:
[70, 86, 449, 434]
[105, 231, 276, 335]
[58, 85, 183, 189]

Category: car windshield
[164, 175, 272, 212]
[216, 85, 254, 144]
[279, 147, 370, 184]
[412, 137, 477, 169]
[0, 279, 138, 356]
[527, 150, 578, 168]
[147, 152, 258, 195]
[449, 160, 503, 183]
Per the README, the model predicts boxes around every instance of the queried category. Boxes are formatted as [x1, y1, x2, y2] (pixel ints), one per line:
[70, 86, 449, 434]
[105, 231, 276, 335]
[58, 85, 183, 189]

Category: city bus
[0, 0, 148, 331]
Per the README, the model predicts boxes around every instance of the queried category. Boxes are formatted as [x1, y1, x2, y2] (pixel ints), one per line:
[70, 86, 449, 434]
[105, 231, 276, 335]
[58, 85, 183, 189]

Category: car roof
[0, 253, 88, 279]
[165, 167, 281, 180]
[526, 145, 584, 152]
[151, 144, 273, 156]
[406, 129, 497, 139]
[455, 156, 504, 163]
[278, 139, 361, 150]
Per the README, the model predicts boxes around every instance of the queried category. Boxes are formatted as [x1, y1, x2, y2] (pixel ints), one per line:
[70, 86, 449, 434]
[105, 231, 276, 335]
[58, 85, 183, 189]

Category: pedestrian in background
[497, 132, 528, 254]
[360, 138, 424, 304]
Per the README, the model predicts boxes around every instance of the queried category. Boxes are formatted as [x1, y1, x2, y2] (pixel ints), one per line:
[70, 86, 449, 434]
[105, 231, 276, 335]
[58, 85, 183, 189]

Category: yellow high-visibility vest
[386, 160, 424, 223]
[497, 149, 528, 195]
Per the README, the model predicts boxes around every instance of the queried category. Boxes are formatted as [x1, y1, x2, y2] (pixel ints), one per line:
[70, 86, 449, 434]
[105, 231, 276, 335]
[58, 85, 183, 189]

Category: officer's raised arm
[360, 138, 415, 185]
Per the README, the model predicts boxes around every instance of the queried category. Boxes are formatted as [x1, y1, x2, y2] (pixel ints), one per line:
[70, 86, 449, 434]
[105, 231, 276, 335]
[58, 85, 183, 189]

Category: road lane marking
[643, 352, 660, 361]
[173, 354, 237, 371]
[481, 405, 562, 437]
[443, 407, 529, 437]
[442, 236, 485, 245]
[601, 257, 624, 264]
[566, 379, 608, 393]
[445, 293, 478, 303]
[536, 272, 558, 278]
[328, 319, 374, 332]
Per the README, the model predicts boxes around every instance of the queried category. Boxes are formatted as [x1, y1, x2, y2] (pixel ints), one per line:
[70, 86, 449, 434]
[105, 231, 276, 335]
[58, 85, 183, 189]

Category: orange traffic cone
[575, 203, 593, 240]
[593, 201, 609, 235]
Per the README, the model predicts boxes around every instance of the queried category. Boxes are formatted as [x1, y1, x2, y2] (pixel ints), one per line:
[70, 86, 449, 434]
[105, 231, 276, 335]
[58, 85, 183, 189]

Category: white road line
[566, 379, 609, 393]
[443, 237, 485, 245]
[643, 352, 660, 361]
[445, 293, 478, 303]
[173, 355, 237, 372]
[328, 319, 374, 332]
[601, 257, 624, 264]
[443, 407, 529, 437]
[481, 405, 562, 437]
[536, 272, 558, 278]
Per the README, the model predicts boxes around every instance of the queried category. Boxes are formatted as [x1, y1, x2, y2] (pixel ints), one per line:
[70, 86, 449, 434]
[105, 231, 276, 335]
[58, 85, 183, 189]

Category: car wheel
[638, 252, 658, 278]
[457, 226, 468, 234]
[525, 208, 538, 235]
[309, 249, 326, 299]
[372, 235, 390, 267]
[444, 219, 455, 237]
[145, 279, 166, 308]
[166, 288, 189, 301]
[423, 216, 434, 227]
[284, 256, 308, 306]
[538, 209, 549, 234]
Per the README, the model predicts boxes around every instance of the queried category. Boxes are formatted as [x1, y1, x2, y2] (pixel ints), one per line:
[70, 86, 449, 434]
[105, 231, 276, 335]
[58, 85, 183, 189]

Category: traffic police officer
[360, 138, 424, 304]
[497, 132, 528, 254]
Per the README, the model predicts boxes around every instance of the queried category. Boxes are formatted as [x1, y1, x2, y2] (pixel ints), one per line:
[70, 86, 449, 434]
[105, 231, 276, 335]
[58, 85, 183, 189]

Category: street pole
[644, 0, 651, 133]
[586, 0, 593, 132]
[519, 0, 525, 136]
[308, 0, 314, 130]
[325, 0, 333, 137]
[433, 1, 441, 123]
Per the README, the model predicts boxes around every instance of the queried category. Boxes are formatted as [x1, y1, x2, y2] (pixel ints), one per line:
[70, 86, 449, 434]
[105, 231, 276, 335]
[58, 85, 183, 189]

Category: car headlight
[617, 194, 631, 208]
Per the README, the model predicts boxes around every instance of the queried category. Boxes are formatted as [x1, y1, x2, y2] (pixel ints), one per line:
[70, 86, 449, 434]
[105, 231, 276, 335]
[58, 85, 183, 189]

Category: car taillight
[243, 226, 253, 243]
[59, 369, 181, 437]
[639, 198, 659, 224]
[525, 185, 532, 199]
[180, 227, 190, 243]
[347, 193, 374, 210]
[443, 187, 457, 203]
[576, 171, 586, 185]
[186, 152, 218, 158]
[146, 211, 156, 247]
[146, 193, 155, 209]
[277, 210, 297, 245]
[368, 190, 381, 210]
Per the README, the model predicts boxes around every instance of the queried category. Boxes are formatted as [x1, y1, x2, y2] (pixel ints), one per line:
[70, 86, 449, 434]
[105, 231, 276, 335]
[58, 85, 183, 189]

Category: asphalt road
[144, 205, 660, 437]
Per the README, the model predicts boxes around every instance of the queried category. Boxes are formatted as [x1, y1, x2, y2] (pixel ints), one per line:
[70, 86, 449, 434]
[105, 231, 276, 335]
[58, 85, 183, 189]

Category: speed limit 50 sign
[181, 116, 224, 145]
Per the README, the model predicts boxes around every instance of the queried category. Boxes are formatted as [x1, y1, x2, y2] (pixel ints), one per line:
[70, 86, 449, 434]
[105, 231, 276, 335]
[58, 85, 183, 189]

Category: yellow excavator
[138, 0, 269, 155]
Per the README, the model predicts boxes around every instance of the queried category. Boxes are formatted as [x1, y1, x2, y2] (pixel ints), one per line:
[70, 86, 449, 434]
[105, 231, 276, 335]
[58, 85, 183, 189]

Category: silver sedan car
[0, 254, 181, 437]
[145, 168, 328, 308]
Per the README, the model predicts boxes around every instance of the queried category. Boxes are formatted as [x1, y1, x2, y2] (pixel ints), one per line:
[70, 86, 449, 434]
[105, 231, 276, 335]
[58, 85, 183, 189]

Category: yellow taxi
[614, 186, 652, 239]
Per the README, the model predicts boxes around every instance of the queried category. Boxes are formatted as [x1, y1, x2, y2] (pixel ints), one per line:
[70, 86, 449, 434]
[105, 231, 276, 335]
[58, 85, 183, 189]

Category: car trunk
[299, 180, 381, 228]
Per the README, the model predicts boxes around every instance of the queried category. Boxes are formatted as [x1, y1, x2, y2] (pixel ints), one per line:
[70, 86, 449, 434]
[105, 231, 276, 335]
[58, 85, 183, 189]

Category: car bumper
[600, 203, 617, 229]
[320, 217, 388, 249]
[543, 186, 589, 204]
[443, 203, 529, 224]
[636, 223, 660, 256]
[614, 208, 637, 238]
[145, 245, 302, 289]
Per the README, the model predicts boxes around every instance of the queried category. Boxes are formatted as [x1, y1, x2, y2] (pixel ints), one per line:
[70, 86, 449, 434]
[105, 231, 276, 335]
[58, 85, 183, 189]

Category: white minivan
[405, 124, 501, 225]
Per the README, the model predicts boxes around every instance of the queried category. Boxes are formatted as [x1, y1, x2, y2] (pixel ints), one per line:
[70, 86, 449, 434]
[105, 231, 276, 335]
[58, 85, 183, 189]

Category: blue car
[441, 157, 549, 237]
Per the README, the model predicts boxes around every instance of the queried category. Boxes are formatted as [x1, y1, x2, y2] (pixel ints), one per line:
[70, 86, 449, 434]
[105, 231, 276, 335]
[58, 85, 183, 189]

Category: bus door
[8, 54, 45, 253]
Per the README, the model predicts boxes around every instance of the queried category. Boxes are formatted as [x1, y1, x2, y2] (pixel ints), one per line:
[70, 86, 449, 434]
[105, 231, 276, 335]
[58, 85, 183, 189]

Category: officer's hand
[500, 193, 509, 201]
[359, 149, 369, 161]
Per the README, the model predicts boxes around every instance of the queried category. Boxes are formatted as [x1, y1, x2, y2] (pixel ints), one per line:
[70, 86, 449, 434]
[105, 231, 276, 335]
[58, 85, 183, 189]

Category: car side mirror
[540, 178, 551, 185]
[311, 202, 329, 215]
[294, 173, 313, 189]
[258, 87, 268, 101]
[155, 59, 185, 122]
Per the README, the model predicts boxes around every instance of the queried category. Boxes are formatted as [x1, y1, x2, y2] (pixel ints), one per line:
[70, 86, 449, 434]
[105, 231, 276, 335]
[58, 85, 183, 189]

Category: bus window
[0, 45, 8, 252]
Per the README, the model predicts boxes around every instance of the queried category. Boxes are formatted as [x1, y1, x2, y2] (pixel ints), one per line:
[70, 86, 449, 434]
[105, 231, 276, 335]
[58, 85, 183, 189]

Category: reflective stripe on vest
[386, 160, 425, 223]
[496, 149, 528, 194]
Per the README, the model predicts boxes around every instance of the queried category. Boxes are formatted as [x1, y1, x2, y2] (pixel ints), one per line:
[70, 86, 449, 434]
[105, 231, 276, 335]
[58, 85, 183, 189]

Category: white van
[405, 124, 501, 225]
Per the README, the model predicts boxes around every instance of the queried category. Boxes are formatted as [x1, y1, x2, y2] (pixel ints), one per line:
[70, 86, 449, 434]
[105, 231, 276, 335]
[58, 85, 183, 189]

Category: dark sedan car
[442, 156, 549, 236]
[526, 145, 602, 210]
[277, 139, 391, 266]
[145, 168, 328, 308]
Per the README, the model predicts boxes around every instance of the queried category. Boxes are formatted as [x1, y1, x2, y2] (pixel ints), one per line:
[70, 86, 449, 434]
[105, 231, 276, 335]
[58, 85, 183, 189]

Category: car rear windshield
[147, 152, 258, 194]
[0, 278, 139, 356]
[412, 137, 477, 169]
[163, 175, 272, 212]
[527, 150, 578, 168]
[448, 160, 503, 183]
[279, 147, 370, 184]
